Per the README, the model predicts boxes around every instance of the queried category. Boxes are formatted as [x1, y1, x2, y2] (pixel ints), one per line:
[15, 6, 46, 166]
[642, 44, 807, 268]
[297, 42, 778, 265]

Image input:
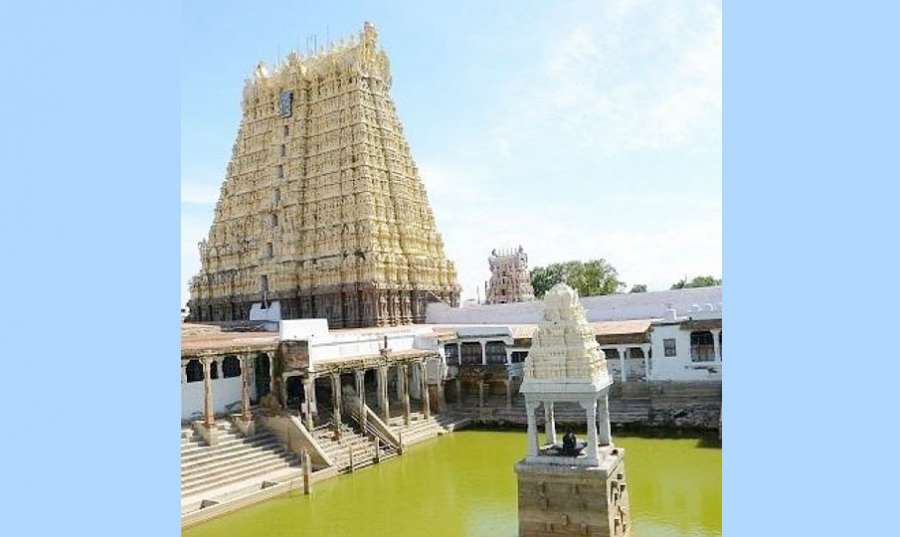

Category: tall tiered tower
[485, 245, 535, 304]
[188, 23, 460, 328]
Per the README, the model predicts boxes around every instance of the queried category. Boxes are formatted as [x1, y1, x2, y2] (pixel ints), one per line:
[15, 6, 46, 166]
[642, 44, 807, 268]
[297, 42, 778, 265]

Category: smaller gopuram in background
[515, 283, 631, 537]
[485, 246, 535, 304]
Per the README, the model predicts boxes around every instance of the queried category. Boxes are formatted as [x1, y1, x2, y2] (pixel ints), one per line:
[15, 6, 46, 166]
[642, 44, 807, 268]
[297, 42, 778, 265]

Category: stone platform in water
[515, 448, 630, 537]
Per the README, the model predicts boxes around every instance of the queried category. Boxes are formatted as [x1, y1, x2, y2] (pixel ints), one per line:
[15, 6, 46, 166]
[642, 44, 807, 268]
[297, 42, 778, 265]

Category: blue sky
[181, 0, 721, 305]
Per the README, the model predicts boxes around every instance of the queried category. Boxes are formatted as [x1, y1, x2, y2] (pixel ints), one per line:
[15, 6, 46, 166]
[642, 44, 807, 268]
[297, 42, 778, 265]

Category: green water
[184, 430, 721, 537]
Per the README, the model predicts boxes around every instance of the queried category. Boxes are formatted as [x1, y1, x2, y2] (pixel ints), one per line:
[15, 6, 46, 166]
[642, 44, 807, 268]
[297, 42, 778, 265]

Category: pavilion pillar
[395, 366, 404, 401]
[355, 370, 367, 431]
[331, 373, 342, 440]
[525, 401, 540, 457]
[505, 380, 513, 409]
[480, 340, 487, 365]
[478, 381, 485, 409]
[618, 346, 628, 383]
[202, 357, 214, 426]
[641, 344, 652, 381]
[419, 362, 431, 419]
[303, 376, 315, 430]
[712, 329, 722, 361]
[436, 381, 447, 413]
[265, 353, 275, 400]
[580, 399, 600, 464]
[544, 402, 557, 445]
[401, 364, 411, 425]
[239, 355, 252, 420]
[455, 378, 463, 409]
[597, 395, 612, 447]
[377, 366, 390, 422]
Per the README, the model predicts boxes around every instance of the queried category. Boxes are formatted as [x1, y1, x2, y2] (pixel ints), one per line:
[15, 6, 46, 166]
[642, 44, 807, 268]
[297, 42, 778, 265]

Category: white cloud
[491, 0, 722, 154]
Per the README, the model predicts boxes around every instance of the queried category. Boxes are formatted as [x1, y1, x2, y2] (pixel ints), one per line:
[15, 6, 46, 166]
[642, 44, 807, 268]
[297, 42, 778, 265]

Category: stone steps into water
[180, 421, 302, 501]
[311, 423, 391, 473]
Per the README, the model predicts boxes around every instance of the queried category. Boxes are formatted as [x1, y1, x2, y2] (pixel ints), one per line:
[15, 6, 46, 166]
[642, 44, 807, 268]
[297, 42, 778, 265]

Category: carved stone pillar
[544, 402, 556, 445]
[401, 364, 411, 425]
[331, 373, 342, 440]
[598, 395, 612, 447]
[377, 366, 390, 422]
[303, 376, 315, 430]
[618, 346, 628, 383]
[266, 353, 275, 400]
[580, 399, 600, 464]
[478, 381, 485, 409]
[419, 362, 431, 419]
[355, 369, 367, 431]
[642, 344, 652, 380]
[240, 355, 252, 420]
[455, 378, 463, 409]
[712, 329, 722, 361]
[202, 357, 214, 426]
[505, 380, 513, 409]
[436, 381, 447, 413]
[525, 401, 539, 457]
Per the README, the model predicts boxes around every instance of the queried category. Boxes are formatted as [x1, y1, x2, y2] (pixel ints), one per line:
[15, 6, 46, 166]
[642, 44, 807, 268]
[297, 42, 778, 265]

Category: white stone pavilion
[519, 283, 615, 466]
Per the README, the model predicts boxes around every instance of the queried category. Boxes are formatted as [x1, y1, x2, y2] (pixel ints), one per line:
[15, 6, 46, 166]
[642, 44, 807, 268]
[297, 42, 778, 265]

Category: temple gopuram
[188, 22, 460, 328]
[485, 246, 535, 304]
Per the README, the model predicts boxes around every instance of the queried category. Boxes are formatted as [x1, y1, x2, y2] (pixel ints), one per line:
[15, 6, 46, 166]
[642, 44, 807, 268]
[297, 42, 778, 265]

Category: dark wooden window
[691, 331, 715, 362]
[444, 344, 459, 366]
[461, 342, 482, 365]
[222, 356, 241, 378]
[486, 341, 507, 364]
[185, 360, 203, 383]
[511, 351, 528, 363]
[664, 339, 677, 357]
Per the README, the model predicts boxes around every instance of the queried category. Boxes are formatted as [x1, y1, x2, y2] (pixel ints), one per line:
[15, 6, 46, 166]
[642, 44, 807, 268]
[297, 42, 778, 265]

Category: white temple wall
[181, 376, 248, 421]
[214, 377, 243, 414]
[182, 382, 204, 421]
[649, 324, 721, 381]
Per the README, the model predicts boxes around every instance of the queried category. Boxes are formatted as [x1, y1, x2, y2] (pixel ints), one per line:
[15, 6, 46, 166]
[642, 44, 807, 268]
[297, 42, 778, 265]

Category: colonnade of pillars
[298, 360, 432, 436]
[603, 344, 652, 383]
[450, 378, 515, 409]
[189, 354, 265, 427]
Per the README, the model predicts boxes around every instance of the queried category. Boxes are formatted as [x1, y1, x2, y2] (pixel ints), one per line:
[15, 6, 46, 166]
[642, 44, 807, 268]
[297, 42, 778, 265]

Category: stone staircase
[181, 420, 302, 511]
[461, 393, 652, 427]
[311, 422, 396, 473]
[389, 411, 471, 446]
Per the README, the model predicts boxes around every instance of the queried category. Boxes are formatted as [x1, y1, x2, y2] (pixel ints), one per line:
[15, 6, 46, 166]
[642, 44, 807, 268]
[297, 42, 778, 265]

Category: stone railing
[259, 412, 333, 468]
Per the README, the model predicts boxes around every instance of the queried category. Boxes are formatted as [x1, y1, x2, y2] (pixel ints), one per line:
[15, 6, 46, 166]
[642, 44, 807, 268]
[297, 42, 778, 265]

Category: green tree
[671, 275, 722, 289]
[629, 284, 647, 293]
[530, 259, 624, 298]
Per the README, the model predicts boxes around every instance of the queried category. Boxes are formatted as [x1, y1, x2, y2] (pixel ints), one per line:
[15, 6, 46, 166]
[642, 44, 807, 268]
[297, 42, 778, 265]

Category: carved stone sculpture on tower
[187, 22, 460, 327]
